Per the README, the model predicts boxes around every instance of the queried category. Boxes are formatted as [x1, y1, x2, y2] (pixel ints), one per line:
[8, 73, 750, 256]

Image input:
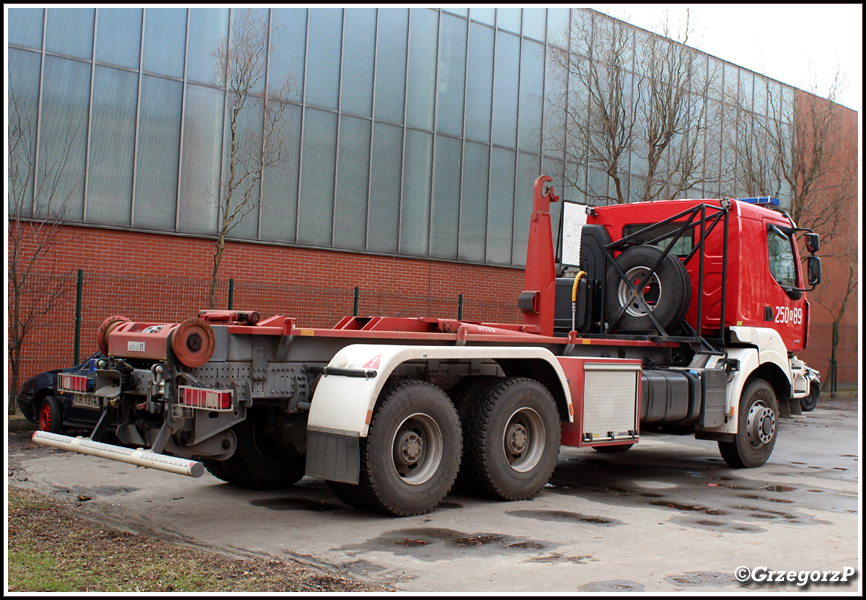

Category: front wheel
[799, 384, 819, 412]
[330, 380, 462, 516]
[463, 378, 561, 501]
[719, 379, 778, 468]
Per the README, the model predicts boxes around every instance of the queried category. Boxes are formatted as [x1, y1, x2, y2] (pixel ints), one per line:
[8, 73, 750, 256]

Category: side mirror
[807, 256, 822, 287]
[805, 232, 820, 254]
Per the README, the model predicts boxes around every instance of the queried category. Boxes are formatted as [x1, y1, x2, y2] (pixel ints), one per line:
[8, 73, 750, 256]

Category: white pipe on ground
[32, 431, 204, 478]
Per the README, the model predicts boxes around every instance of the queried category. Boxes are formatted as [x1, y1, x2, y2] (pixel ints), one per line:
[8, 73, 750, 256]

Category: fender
[306, 344, 573, 439]
[698, 326, 794, 436]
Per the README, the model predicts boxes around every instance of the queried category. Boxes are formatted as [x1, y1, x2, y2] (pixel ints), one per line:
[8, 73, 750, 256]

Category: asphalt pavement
[6, 396, 861, 594]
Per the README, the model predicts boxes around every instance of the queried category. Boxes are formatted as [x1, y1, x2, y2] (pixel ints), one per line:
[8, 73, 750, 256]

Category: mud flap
[306, 429, 360, 484]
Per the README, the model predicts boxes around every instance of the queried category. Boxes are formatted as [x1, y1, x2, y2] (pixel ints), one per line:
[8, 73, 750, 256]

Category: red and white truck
[35, 176, 823, 516]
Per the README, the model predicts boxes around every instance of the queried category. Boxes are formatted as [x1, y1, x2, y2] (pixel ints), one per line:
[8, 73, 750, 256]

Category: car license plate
[72, 394, 100, 409]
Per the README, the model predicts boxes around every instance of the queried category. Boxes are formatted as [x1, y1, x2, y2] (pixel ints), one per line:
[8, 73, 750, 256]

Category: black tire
[799, 384, 819, 412]
[718, 378, 778, 468]
[209, 409, 306, 490]
[463, 378, 561, 501]
[201, 458, 231, 482]
[448, 376, 501, 492]
[593, 443, 634, 454]
[38, 395, 64, 434]
[605, 245, 691, 333]
[330, 380, 461, 517]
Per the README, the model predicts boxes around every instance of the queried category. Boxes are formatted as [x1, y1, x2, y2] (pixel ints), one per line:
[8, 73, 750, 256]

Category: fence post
[353, 287, 360, 317]
[74, 269, 83, 365]
[458, 294, 463, 320]
[830, 321, 838, 397]
[228, 278, 234, 310]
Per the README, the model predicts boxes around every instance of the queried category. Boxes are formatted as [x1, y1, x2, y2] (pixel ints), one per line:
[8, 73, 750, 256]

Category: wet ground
[6, 397, 860, 593]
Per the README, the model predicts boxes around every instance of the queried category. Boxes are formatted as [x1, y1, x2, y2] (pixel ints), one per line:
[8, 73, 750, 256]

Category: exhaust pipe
[32, 431, 204, 478]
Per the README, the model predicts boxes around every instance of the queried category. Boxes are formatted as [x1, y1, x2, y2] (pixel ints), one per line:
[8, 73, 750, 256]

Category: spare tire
[605, 245, 691, 333]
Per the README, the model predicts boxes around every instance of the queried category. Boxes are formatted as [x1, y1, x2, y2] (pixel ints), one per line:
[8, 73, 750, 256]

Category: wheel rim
[391, 413, 443, 485]
[746, 400, 776, 448]
[501, 407, 546, 473]
[39, 403, 52, 431]
[617, 266, 662, 318]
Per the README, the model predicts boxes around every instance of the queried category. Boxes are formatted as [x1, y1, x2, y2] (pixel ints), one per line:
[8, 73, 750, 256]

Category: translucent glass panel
[497, 8, 521, 34]
[270, 8, 307, 103]
[298, 109, 338, 246]
[543, 44, 567, 157]
[260, 103, 303, 242]
[221, 94, 264, 240]
[519, 40, 544, 153]
[8, 8, 44, 49]
[374, 8, 408, 124]
[547, 7, 570, 46]
[368, 123, 403, 253]
[406, 8, 439, 130]
[486, 148, 515, 264]
[437, 15, 467, 137]
[523, 7, 546, 41]
[46, 8, 94, 59]
[465, 23, 494, 142]
[431, 136, 462, 259]
[307, 8, 343, 110]
[230, 8, 269, 96]
[8, 49, 42, 215]
[178, 84, 223, 233]
[96, 8, 142, 69]
[492, 32, 519, 148]
[186, 8, 228, 84]
[459, 142, 489, 262]
[400, 130, 433, 256]
[341, 8, 376, 117]
[134, 76, 183, 230]
[334, 116, 372, 249]
[87, 67, 138, 226]
[38, 56, 91, 220]
[142, 8, 187, 78]
[512, 153, 541, 266]
[470, 8, 495, 26]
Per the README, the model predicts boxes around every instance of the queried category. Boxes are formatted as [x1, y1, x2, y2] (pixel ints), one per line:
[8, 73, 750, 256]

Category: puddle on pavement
[581, 580, 645, 592]
[545, 452, 852, 529]
[251, 497, 343, 512]
[337, 527, 553, 562]
[506, 509, 621, 526]
[665, 571, 737, 587]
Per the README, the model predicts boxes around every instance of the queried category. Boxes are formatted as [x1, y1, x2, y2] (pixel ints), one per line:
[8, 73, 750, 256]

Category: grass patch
[7, 486, 388, 593]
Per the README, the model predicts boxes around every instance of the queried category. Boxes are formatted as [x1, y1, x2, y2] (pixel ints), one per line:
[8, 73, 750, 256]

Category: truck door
[763, 220, 808, 351]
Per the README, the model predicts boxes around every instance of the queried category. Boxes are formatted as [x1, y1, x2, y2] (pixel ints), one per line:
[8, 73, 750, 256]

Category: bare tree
[546, 9, 718, 204]
[7, 86, 83, 412]
[208, 8, 297, 309]
[732, 71, 858, 389]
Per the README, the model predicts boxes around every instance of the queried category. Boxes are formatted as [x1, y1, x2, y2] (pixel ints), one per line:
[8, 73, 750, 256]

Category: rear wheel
[329, 380, 461, 516]
[463, 378, 560, 501]
[719, 379, 778, 468]
[38, 395, 64, 434]
[206, 409, 306, 490]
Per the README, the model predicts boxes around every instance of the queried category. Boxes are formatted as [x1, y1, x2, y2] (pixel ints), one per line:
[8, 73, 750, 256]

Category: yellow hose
[571, 271, 586, 332]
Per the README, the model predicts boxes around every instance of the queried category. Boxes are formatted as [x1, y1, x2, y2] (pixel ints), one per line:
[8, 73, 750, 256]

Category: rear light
[178, 386, 233, 411]
[57, 373, 90, 394]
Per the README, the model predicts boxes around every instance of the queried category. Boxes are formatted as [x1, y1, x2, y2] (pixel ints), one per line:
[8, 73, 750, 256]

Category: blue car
[16, 353, 106, 433]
